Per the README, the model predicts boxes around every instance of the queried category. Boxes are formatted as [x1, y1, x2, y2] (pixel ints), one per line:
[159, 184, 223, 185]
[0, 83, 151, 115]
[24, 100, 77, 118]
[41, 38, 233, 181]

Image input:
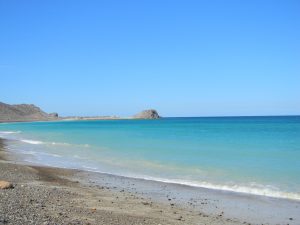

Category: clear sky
[0, 0, 299, 117]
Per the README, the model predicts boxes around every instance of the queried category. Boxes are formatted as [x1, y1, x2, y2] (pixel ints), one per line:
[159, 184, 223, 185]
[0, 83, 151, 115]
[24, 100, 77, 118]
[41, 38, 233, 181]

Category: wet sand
[1, 138, 299, 225]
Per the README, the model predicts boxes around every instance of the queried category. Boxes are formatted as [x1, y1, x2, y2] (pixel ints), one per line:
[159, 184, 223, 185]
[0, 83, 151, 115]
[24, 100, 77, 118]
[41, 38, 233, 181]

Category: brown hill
[0, 102, 58, 122]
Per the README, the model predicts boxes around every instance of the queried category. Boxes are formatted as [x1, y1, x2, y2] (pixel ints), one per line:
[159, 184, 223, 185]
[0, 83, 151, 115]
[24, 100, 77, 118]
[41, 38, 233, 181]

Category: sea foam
[21, 139, 44, 145]
[0, 130, 21, 135]
[116, 174, 300, 201]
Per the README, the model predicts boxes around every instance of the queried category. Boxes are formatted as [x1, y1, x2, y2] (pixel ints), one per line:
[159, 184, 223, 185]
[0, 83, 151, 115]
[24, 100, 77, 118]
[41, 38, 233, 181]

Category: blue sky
[1, 0, 299, 117]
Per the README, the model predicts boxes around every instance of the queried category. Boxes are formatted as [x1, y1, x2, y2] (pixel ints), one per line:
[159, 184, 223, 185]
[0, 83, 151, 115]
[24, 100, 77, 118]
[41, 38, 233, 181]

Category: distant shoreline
[1, 114, 299, 124]
[0, 102, 161, 123]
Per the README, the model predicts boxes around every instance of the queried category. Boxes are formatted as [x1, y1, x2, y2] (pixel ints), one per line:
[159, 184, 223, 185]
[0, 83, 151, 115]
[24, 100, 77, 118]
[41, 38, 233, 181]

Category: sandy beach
[2, 0, 299, 224]
[1, 137, 299, 225]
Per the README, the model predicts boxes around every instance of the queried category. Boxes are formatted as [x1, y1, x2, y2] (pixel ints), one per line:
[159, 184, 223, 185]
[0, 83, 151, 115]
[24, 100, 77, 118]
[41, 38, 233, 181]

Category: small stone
[0, 181, 13, 189]
[0, 218, 8, 224]
[177, 216, 183, 221]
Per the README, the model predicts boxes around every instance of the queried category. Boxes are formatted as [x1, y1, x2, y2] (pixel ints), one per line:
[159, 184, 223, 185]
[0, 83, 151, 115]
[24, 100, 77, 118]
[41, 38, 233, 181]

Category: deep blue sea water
[1, 116, 300, 200]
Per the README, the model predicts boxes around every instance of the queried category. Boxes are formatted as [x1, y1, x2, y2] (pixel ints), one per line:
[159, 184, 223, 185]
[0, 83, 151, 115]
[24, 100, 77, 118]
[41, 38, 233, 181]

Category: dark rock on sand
[133, 109, 160, 119]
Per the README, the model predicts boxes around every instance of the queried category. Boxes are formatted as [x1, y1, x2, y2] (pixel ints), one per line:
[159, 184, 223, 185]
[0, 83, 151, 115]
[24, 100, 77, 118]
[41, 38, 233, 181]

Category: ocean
[1, 116, 300, 200]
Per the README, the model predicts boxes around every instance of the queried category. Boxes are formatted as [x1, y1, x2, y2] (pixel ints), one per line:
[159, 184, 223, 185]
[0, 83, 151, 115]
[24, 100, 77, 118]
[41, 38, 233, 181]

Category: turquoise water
[1, 116, 300, 199]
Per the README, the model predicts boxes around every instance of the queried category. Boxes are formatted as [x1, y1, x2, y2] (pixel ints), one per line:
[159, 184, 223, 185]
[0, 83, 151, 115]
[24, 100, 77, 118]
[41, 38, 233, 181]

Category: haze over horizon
[1, 0, 299, 117]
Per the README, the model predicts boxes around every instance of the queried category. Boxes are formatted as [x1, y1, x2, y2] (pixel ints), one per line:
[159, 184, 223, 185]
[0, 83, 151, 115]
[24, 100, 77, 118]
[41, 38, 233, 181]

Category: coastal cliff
[0, 102, 58, 122]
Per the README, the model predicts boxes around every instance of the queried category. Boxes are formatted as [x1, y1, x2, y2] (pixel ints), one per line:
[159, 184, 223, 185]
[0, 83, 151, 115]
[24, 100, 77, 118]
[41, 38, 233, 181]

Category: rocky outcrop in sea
[133, 109, 160, 119]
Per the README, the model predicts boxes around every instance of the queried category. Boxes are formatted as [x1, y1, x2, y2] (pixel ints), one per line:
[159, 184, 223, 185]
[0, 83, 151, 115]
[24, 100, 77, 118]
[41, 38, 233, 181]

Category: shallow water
[1, 116, 300, 200]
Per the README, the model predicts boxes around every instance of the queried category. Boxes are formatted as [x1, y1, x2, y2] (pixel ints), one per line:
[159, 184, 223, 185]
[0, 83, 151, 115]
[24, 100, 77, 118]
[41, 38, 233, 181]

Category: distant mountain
[0, 102, 58, 122]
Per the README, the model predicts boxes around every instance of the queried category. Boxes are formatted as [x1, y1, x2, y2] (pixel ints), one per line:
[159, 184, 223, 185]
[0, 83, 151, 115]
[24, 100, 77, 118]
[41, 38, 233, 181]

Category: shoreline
[1, 137, 300, 224]
[2, 133, 299, 202]
[0, 137, 238, 225]
[0, 138, 300, 225]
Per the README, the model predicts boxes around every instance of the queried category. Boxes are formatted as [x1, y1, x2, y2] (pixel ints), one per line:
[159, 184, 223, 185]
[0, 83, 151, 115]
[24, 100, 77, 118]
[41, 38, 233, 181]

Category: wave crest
[19, 139, 90, 148]
[0, 131, 21, 134]
[21, 139, 44, 145]
[136, 176, 300, 201]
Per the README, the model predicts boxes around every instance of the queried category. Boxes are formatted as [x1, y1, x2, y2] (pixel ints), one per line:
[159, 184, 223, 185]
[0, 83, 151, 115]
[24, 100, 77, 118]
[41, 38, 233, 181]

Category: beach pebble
[0, 181, 14, 189]
[177, 215, 183, 221]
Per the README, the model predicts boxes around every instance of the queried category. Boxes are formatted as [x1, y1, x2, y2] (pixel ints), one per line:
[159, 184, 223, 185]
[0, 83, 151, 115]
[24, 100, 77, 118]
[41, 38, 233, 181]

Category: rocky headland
[0, 102, 58, 122]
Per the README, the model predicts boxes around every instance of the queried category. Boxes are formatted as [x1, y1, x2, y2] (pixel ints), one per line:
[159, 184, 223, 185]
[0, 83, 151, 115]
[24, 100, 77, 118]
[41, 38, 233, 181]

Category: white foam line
[130, 176, 300, 201]
[0, 131, 21, 134]
[16, 138, 90, 148]
[21, 139, 44, 145]
[63, 163, 300, 201]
